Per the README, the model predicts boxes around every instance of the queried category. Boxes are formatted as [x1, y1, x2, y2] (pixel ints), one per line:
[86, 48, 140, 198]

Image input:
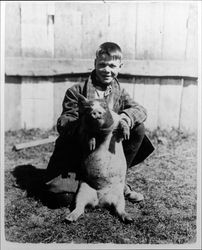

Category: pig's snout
[91, 110, 103, 120]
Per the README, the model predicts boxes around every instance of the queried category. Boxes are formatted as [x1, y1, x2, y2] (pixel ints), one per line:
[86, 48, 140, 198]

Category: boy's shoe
[124, 184, 144, 202]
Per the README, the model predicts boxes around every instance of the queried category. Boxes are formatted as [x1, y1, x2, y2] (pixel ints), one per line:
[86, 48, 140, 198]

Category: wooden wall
[5, 76, 198, 132]
[4, 2, 198, 132]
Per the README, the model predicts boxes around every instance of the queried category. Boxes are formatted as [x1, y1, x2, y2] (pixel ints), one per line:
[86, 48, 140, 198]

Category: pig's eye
[83, 105, 92, 112]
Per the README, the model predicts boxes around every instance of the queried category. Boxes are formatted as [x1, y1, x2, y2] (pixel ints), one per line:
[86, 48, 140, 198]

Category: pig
[65, 95, 133, 223]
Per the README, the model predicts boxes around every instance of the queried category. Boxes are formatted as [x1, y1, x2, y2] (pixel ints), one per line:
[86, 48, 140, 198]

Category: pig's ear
[77, 93, 90, 106]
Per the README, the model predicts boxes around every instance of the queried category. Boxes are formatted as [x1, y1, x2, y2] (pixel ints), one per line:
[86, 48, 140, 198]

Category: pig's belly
[83, 145, 127, 190]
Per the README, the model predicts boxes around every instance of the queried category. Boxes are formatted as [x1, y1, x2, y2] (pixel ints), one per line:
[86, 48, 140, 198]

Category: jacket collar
[86, 70, 121, 110]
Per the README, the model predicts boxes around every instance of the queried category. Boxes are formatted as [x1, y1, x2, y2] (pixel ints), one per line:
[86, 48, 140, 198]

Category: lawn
[4, 128, 197, 244]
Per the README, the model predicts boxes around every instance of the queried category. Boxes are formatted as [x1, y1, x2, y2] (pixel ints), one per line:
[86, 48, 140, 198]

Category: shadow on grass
[11, 165, 136, 225]
[12, 165, 75, 209]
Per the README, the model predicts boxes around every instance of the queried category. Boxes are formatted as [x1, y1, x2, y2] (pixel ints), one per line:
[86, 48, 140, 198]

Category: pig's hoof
[120, 213, 133, 224]
[65, 212, 79, 223]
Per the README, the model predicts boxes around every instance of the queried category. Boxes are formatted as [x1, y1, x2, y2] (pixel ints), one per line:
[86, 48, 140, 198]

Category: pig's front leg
[88, 137, 96, 151]
[65, 182, 98, 222]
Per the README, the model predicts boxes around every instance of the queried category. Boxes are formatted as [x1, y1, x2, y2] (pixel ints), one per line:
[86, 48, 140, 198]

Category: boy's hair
[96, 42, 122, 60]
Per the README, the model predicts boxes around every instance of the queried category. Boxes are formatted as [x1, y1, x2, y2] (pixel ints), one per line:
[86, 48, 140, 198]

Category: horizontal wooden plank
[5, 57, 198, 78]
[13, 136, 57, 151]
[123, 60, 198, 78]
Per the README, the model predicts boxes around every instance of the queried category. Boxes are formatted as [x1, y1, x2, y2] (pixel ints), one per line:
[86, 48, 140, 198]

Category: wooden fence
[4, 2, 198, 132]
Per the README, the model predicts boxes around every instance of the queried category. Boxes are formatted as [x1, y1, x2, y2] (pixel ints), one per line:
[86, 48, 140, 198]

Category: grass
[4, 128, 197, 244]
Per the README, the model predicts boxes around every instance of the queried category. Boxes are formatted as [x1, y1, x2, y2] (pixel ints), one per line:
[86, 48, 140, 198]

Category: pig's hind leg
[103, 186, 133, 223]
[114, 194, 133, 223]
[65, 182, 98, 222]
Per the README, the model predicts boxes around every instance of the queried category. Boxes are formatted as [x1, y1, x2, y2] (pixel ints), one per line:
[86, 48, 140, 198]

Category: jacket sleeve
[57, 85, 81, 136]
[119, 87, 147, 127]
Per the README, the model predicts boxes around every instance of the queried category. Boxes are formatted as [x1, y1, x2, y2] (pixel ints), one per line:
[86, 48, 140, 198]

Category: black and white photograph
[1, 1, 201, 249]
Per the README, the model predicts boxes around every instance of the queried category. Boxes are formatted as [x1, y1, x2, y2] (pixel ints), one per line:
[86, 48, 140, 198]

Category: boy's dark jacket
[58, 70, 149, 136]
[47, 70, 154, 183]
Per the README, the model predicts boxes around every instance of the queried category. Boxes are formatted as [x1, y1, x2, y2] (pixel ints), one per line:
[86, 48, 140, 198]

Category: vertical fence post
[178, 78, 185, 130]
[47, 3, 55, 58]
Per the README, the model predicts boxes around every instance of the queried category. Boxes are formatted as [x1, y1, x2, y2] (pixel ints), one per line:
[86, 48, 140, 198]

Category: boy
[46, 42, 154, 202]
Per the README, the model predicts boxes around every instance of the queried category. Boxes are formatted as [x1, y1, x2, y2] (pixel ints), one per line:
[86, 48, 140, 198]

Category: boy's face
[95, 54, 122, 86]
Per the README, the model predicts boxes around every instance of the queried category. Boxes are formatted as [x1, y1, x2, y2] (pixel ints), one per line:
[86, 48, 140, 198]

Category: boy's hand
[118, 113, 131, 140]
[89, 137, 96, 151]
[118, 119, 130, 140]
